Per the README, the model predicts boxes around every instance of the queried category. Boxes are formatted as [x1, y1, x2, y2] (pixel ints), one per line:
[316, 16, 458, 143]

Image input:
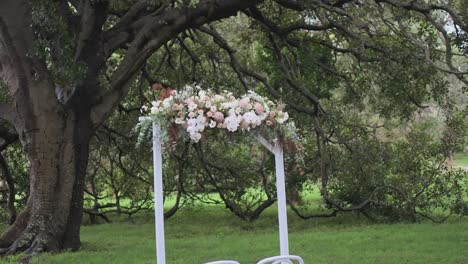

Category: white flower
[196, 115, 206, 131]
[276, 111, 289, 124]
[190, 132, 202, 142]
[210, 106, 217, 112]
[175, 117, 185, 124]
[188, 111, 196, 118]
[213, 94, 224, 102]
[224, 114, 240, 132]
[188, 102, 198, 112]
[163, 100, 171, 109]
[186, 115, 207, 142]
[209, 120, 216, 128]
[243, 111, 261, 126]
[198, 90, 206, 98]
[151, 107, 159, 114]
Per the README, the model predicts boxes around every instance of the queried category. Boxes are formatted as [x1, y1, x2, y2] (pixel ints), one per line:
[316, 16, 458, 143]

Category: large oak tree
[0, 0, 465, 255]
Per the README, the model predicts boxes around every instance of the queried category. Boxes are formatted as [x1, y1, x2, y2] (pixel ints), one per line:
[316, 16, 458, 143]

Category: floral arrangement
[138, 85, 298, 144]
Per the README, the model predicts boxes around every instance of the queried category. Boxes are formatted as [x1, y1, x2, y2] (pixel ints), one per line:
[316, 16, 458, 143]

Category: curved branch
[274, 0, 305, 11]
[376, 0, 468, 32]
[91, 0, 263, 127]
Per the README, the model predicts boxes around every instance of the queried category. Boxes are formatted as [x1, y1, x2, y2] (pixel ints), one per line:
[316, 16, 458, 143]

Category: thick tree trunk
[0, 109, 91, 254]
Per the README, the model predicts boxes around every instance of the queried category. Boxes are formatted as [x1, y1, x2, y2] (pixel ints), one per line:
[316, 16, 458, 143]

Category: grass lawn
[454, 153, 468, 167]
[2, 205, 467, 264]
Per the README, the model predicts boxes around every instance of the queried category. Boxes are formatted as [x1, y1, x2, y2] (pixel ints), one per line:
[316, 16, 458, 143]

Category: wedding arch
[138, 86, 304, 264]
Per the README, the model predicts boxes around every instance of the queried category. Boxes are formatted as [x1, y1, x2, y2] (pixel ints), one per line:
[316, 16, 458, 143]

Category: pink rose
[254, 103, 264, 115]
[184, 98, 194, 105]
[213, 112, 224, 122]
[239, 98, 250, 109]
[159, 88, 173, 100]
[172, 104, 180, 111]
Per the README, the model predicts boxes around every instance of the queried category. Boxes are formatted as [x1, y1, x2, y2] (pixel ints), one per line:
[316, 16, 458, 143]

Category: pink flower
[172, 104, 181, 111]
[269, 111, 276, 118]
[254, 102, 264, 115]
[206, 111, 213, 117]
[184, 98, 194, 105]
[213, 112, 224, 122]
[239, 98, 250, 109]
[159, 88, 173, 100]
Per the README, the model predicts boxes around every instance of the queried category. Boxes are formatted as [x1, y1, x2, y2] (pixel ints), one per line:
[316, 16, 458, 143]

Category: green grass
[2, 205, 467, 264]
[454, 153, 468, 167]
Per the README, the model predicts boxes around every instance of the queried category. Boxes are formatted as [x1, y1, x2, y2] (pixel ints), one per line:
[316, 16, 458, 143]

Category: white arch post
[256, 135, 289, 257]
[153, 122, 166, 264]
[152, 123, 290, 264]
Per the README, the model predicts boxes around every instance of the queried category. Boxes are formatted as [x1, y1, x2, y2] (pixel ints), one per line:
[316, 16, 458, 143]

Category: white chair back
[204, 261, 241, 264]
[256, 255, 304, 264]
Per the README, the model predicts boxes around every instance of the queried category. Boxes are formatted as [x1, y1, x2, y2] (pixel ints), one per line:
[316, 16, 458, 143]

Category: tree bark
[0, 104, 92, 254]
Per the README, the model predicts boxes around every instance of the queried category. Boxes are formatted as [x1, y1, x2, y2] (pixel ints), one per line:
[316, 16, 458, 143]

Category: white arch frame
[152, 122, 293, 263]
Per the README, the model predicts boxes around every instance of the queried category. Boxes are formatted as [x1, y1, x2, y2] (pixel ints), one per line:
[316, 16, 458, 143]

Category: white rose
[151, 107, 159, 114]
[163, 101, 171, 109]
[175, 117, 185, 124]
[190, 132, 202, 142]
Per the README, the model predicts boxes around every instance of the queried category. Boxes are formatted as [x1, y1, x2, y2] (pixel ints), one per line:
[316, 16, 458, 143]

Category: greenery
[2, 205, 467, 264]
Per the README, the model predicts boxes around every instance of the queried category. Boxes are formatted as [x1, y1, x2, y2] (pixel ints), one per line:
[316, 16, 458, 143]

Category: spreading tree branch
[91, 0, 263, 127]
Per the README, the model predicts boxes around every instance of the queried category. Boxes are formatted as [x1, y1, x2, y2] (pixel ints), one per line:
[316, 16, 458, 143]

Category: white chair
[204, 261, 241, 264]
[256, 255, 304, 264]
